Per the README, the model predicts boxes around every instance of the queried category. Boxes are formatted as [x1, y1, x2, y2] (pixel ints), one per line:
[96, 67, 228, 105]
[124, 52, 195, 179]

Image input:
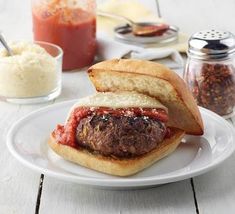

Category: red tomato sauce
[32, 5, 96, 70]
[53, 107, 168, 147]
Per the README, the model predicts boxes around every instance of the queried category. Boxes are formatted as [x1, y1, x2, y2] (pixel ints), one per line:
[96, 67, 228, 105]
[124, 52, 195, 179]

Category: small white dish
[6, 100, 235, 189]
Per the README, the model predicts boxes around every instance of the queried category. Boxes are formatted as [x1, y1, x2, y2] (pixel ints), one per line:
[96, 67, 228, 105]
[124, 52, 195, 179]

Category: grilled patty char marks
[76, 114, 167, 158]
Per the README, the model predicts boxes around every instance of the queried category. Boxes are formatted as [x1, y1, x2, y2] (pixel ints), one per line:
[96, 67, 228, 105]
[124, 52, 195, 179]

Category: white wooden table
[1, 0, 235, 213]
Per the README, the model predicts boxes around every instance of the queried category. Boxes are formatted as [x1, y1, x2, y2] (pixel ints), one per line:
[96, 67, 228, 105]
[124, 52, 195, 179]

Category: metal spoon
[0, 33, 13, 56]
[97, 11, 169, 37]
[155, 0, 162, 18]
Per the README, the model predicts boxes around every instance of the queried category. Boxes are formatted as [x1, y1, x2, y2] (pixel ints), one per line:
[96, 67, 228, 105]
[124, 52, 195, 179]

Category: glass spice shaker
[184, 30, 235, 117]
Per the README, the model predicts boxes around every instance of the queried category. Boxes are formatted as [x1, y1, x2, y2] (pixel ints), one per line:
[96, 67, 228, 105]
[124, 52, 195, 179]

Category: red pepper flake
[185, 63, 235, 115]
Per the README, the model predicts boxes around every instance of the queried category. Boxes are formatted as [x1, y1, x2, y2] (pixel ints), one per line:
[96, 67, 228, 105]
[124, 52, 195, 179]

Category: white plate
[7, 100, 235, 189]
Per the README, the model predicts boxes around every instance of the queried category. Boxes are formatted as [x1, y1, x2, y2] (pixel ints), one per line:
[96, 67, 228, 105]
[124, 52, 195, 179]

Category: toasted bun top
[71, 91, 167, 110]
[88, 59, 204, 135]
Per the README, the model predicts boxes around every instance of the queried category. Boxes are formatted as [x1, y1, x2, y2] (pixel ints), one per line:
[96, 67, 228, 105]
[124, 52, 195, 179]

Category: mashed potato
[0, 42, 58, 97]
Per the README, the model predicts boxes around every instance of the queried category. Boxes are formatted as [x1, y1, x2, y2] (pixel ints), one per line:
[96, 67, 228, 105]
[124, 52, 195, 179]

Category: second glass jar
[184, 58, 235, 116]
[184, 30, 235, 117]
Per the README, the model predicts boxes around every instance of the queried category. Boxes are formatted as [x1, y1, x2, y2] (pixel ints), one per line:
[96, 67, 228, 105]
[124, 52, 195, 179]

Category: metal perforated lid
[188, 30, 235, 60]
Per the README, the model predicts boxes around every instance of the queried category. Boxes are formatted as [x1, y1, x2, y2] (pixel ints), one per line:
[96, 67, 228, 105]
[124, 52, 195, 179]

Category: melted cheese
[71, 91, 167, 110]
[65, 92, 167, 122]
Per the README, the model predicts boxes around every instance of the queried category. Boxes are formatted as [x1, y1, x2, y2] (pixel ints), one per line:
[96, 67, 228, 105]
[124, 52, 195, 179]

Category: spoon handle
[155, 0, 162, 18]
[97, 11, 134, 26]
[0, 33, 13, 56]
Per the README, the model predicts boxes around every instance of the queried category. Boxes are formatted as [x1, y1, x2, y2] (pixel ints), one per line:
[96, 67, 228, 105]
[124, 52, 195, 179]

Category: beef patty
[76, 114, 167, 158]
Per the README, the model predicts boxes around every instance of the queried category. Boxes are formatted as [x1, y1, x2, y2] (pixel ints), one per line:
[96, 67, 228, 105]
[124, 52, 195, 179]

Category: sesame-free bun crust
[88, 59, 203, 135]
[48, 128, 184, 177]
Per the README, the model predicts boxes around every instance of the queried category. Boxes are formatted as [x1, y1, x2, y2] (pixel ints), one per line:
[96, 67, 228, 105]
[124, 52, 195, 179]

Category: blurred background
[1, 0, 234, 40]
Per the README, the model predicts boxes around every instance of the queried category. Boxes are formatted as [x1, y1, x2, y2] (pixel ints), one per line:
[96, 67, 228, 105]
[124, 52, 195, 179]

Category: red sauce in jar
[32, 4, 96, 70]
[52, 107, 168, 147]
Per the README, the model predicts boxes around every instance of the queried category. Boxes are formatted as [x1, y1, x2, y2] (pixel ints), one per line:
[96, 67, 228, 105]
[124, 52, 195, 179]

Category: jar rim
[187, 50, 235, 61]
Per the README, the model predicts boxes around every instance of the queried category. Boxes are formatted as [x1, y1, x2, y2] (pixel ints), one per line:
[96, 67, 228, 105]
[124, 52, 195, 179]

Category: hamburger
[48, 59, 204, 176]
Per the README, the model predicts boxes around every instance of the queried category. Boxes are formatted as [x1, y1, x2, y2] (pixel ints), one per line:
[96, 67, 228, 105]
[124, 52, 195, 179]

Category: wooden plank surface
[194, 154, 235, 214]
[0, 103, 40, 214]
[1, 0, 235, 214]
[0, 98, 58, 213]
[192, 118, 235, 214]
[40, 178, 196, 214]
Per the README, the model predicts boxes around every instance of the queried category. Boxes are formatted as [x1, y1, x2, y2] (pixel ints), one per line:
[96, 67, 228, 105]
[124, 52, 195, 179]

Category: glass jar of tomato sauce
[32, 0, 96, 71]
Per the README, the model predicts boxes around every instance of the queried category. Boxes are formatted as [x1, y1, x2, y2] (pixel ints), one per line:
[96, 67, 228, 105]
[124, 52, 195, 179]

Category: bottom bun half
[48, 128, 185, 177]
